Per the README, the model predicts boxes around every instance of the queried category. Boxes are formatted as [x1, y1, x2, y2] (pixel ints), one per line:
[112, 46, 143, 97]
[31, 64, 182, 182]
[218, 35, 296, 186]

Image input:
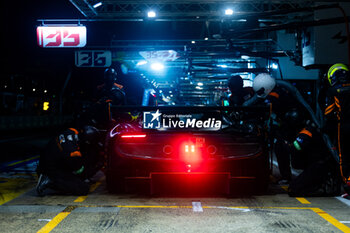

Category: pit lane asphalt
[0, 157, 350, 233]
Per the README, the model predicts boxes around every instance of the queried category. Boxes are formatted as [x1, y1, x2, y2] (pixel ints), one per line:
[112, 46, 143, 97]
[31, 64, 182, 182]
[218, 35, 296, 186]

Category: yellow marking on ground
[37, 212, 71, 233]
[296, 197, 311, 204]
[73, 178, 103, 203]
[7, 156, 39, 167]
[89, 180, 102, 192]
[279, 185, 310, 205]
[73, 196, 87, 203]
[311, 208, 350, 233]
[0, 178, 33, 205]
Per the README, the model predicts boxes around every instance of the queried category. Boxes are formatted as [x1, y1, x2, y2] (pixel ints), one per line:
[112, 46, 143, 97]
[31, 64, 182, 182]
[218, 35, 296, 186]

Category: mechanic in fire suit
[228, 75, 254, 106]
[36, 126, 100, 196]
[323, 63, 350, 193]
[288, 122, 341, 196]
[252, 73, 305, 184]
[76, 67, 126, 129]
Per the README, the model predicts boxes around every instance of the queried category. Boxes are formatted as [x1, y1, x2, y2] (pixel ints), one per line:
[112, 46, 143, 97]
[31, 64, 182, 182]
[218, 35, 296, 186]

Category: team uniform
[36, 128, 89, 196]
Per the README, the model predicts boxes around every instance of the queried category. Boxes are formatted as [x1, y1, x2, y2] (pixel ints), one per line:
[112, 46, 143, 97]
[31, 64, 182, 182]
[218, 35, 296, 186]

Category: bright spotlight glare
[151, 62, 164, 71]
[136, 60, 148, 66]
[191, 41, 196, 44]
[225, 9, 234, 15]
[93, 2, 102, 8]
[217, 64, 228, 68]
[197, 82, 203, 86]
[271, 63, 278, 69]
[148, 11, 156, 18]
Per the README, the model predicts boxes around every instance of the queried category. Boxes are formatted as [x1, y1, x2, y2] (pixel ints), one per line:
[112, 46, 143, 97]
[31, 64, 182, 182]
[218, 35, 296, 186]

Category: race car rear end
[105, 106, 270, 195]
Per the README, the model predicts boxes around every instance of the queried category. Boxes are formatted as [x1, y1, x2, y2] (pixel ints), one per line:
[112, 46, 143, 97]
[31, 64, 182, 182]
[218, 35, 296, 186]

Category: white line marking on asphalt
[340, 221, 350, 224]
[38, 219, 52, 222]
[192, 202, 203, 212]
[212, 206, 251, 212]
[335, 196, 350, 207]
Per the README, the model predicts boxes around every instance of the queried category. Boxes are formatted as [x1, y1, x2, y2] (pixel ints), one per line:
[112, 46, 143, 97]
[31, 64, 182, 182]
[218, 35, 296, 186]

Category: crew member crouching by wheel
[36, 126, 100, 196]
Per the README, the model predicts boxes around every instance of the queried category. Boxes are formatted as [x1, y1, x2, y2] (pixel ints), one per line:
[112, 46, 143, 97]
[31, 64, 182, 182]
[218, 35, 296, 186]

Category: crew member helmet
[228, 75, 244, 92]
[327, 63, 349, 86]
[104, 67, 118, 86]
[253, 73, 276, 98]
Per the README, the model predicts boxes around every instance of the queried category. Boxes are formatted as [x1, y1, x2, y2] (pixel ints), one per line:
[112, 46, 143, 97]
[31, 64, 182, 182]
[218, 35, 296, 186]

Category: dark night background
[1, 0, 207, 110]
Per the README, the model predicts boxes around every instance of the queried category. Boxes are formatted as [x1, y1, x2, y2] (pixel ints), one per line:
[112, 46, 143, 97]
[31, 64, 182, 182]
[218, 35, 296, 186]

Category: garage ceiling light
[136, 60, 148, 66]
[148, 11, 156, 18]
[217, 64, 228, 68]
[151, 62, 164, 71]
[271, 63, 278, 69]
[93, 2, 102, 8]
[225, 9, 234, 15]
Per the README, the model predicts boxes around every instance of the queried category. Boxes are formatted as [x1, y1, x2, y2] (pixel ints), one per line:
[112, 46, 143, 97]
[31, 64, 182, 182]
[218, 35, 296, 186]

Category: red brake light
[181, 143, 201, 164]
[121, 134, 146, 139]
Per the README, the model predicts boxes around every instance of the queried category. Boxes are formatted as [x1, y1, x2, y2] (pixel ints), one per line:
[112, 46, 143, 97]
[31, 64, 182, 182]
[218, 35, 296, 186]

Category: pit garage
[2, 1, 350, 232]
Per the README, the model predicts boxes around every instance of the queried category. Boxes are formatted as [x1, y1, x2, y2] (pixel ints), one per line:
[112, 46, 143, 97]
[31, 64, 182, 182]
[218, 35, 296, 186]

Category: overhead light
[148, 11, 156, 18]
[136, 60, 148, 66]
[191, 41, 196, 44]
[44, 90, 47, 93]
[204, 37, 208, 40]
[241, 55, 250, 60]
[33, 88, 36, 92]
[197, 82, 203, 86]
[271, 63, 278, 69]
[195, 86, 202, 90]
[225, 9, 234, 15]
[93, 2, 102, 8]
[151, 62, 164, 71]
[217, 64, 228, 68]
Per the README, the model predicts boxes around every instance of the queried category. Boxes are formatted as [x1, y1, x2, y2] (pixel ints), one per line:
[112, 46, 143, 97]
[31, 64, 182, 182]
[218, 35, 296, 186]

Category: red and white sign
[139, 50, 179, 62]
[37, 26, 87, 48]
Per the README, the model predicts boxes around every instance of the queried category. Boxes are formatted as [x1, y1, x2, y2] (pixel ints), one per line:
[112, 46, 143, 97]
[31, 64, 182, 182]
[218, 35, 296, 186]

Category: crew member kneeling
[36, 126, 99, 196]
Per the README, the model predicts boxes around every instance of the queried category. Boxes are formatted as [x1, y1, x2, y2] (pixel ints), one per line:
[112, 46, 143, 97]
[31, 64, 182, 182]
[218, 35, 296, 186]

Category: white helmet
[253, 73, 276, 98]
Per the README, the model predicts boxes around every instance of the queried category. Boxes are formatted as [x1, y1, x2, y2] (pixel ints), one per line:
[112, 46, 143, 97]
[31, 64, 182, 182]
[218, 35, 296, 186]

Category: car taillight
[184, 144, 195, 153]
[121, 134, 146, 139]
[181, 143, 201, 164]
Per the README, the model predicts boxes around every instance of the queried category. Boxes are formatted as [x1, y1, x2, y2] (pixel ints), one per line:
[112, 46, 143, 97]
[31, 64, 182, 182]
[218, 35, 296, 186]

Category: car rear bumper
[124, 172, 256, 195]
